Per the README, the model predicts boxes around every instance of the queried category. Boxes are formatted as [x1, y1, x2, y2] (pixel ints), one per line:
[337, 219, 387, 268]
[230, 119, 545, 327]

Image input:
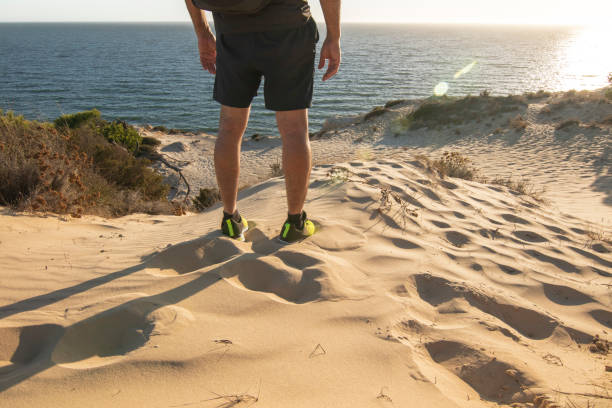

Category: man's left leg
[276, 109, 311, 215]
[276, 109, 316, 243]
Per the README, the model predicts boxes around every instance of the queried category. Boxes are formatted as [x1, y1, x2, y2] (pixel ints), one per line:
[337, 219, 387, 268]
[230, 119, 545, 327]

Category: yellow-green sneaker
[221, 211, 249, 241]
[278, 211, 315, 244]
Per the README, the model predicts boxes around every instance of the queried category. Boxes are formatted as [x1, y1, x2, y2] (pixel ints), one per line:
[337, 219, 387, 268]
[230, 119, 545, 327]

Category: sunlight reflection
[556, 26, 612, 90]
[434, 82, 449, 96]
[454, 61, 478, 79]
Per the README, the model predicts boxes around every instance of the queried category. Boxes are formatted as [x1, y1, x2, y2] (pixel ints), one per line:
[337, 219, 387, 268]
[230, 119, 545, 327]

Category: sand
[0, 89, 611, 407]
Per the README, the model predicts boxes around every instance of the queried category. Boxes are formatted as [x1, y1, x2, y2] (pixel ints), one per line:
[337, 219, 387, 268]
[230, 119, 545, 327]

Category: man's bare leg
[276, 109, 311, 215]
[215, 105, 250, 214]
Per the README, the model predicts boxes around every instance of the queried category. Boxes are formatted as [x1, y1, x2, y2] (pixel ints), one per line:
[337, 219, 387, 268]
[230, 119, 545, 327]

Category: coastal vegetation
[192, 188, 220, 212]
[0, 110, 176, 217]
[398, 94, 526, 130]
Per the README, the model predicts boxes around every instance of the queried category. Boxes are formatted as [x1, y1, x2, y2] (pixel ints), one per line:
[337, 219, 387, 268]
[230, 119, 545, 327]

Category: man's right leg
[215, 105, 250, 215]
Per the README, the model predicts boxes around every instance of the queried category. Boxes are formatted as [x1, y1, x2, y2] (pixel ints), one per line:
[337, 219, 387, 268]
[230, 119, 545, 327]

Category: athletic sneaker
[221, 210, 249, 241]
[278, 211, 315, 244]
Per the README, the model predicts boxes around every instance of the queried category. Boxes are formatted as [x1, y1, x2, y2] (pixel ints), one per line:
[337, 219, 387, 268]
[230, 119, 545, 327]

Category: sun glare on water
[557, 25, 612, 91]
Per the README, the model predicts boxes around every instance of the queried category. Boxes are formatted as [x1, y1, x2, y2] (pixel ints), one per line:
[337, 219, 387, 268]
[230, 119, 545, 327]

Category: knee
[283, 133, 310, 153]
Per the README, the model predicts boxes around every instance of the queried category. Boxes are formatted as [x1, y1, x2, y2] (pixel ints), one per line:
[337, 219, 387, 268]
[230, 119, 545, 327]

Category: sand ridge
[1, 154, 610, 407]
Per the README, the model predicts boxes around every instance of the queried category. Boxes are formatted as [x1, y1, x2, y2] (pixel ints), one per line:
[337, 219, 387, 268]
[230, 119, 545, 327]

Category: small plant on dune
[326, 166, 354, 184]
[378, 185, 419, 229]
[141, 136, 161, 146]
[384, 99, 406, 108]
[525, 90, 552, 100]
[508, 114, 528, 131]
[556, 119, 581, 130]
[152, 125, 168, 132]
[431, 152, 479, 181]
[491, 177, 546, 203]
[364, 106, 388, 121]
[192, 187, 220, 212]
[269, 160, 283, 177]
[599, 115, 612, 126]
[584, 224, 611, 246]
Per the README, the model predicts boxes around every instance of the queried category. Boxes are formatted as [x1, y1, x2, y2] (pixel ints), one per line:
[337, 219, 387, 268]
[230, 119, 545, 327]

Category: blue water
[1, 23, 610, 135]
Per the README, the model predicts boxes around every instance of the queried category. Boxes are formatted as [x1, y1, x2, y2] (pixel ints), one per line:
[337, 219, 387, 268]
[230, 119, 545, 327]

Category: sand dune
[1, 151, 610, 407]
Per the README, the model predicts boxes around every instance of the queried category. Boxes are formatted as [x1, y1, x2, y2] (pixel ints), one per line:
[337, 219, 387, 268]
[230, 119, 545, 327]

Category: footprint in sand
[145, 236, 244, 276]
[413, 274, 559, 340]
[512, 230, 549, 243]
[542, 283, 594, 306]
[424, 340, 535, 405]
[0, 324, 64, 373]
[501, 213, 531, 225]
[309, 222, 367, 251]
[445, 231, 471, 248]
[52, 300, 193, 369]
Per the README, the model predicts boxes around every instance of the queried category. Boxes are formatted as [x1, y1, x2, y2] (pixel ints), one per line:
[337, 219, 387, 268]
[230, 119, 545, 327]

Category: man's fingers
[200, 54, 217, 74]
[323, 58, 340, 81]
[318, 53, 326, 70]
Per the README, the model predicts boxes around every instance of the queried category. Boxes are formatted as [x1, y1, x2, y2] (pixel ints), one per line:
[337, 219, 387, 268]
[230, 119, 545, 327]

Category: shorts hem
[214, 95, 253, 109]
[265, 102, 312, 112]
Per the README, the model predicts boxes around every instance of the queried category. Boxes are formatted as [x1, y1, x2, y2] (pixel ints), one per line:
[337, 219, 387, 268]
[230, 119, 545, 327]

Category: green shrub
[54, 109, 101, 129]
[142, 136, 161, 146]
[100, 121, 142, 152]
[93, 144, 168, 200]
[193, 188, 220, 211]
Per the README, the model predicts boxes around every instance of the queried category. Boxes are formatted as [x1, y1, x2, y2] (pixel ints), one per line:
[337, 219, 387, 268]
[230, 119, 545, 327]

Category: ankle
[223, 210, 241, 222]
[287, 211, 305, 229]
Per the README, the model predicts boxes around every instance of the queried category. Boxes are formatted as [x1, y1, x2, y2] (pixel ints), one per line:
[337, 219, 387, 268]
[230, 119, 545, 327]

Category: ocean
[1, 22, 610, 136]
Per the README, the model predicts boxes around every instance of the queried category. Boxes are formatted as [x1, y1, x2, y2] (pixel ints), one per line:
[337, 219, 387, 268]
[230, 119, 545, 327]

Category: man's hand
[318, 37, 341, 81]
[198, 34, 217, 75]
[185, 0, 216, 75]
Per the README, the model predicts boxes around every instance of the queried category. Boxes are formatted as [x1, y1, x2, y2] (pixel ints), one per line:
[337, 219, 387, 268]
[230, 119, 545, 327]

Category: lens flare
[434, 82, 449, 96]
[454, 61, 477, 79]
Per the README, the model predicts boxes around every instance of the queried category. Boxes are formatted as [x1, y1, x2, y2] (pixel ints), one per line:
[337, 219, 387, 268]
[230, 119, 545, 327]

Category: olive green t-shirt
[212, 0, 311, 34]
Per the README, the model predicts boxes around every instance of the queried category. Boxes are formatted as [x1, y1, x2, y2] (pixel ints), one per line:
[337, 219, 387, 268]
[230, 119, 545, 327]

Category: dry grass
[548, 89, 610, 112]
[384, 99, 406, 108]
[526, 90, 552, 100]
[509, 114, 529, 131]
[491, 177, 547, 202]
[0, 110, 174, 217]
[269, 160, 283, 177]
[598, 115, 612, 126]
[398, 94, 526, 130]
[192, 188, 220, 212]
[556, 119, 581, 130]
[584, 225, 611, 246]
[324, 166, 420, 229]
[364, 106, 388, 121]
[417, 152, 479, 181]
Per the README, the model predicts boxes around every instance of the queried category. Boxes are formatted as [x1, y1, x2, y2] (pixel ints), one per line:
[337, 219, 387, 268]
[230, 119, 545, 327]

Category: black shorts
[213, 18, 319, 111]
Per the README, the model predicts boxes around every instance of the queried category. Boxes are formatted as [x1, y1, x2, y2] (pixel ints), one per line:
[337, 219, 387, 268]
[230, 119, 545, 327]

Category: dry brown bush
[0, 110, 173, 217]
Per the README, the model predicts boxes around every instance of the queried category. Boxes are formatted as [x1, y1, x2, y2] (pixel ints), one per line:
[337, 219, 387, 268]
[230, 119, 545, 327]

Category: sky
[0, 0, 611, 25]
